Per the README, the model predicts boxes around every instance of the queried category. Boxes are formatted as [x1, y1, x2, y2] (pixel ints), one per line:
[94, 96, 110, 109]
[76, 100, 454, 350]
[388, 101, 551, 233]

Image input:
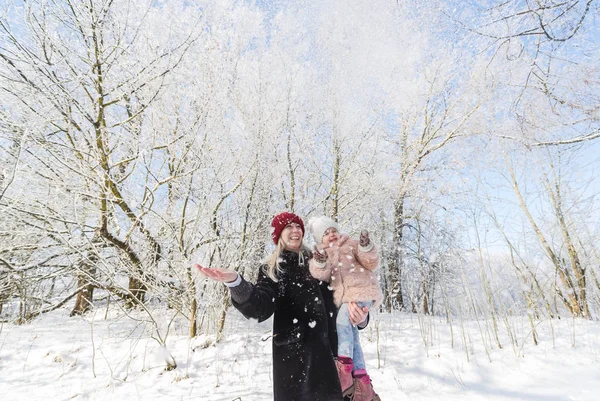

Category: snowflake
[308, 321, 316, 328]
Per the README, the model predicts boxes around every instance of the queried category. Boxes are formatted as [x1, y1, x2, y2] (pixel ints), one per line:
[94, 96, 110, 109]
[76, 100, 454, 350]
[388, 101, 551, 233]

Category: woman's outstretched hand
[348, 301, 369, 326]
[195, 264, 239, 283]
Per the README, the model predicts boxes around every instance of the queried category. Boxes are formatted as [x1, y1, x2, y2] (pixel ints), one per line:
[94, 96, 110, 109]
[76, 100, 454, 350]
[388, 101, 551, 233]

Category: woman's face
[281, 222, 303, 251]
[322, 227, 339, 247]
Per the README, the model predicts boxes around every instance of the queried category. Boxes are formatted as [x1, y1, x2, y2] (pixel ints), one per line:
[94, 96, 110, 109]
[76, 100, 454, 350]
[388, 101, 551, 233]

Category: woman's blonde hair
[265, 238, 311, 282]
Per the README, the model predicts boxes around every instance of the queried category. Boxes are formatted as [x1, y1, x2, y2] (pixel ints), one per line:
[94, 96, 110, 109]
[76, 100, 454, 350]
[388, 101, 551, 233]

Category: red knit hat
[271, 212, 305, 244]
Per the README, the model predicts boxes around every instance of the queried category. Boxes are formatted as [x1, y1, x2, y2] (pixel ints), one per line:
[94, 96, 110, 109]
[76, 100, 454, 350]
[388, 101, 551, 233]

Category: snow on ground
[1, 306, 599, 401]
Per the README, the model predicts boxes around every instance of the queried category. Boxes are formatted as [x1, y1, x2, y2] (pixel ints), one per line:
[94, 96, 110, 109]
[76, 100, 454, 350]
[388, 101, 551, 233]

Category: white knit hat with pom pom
[308, 216, 340, 244]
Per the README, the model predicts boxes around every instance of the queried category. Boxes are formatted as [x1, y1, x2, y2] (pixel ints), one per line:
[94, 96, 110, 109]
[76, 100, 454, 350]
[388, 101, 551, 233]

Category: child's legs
[350, 301, 371, 370]
[336, 303, 356, 358]
[351, 328, 366, 370]
[337, 301, 373, 361]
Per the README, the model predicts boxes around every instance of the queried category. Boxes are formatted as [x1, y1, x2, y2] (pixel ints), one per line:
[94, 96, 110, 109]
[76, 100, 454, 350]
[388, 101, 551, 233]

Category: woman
[196, 212, 369, 401]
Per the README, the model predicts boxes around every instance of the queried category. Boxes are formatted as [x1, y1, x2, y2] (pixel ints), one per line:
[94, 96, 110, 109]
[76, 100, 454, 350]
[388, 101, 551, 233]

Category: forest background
[0, 1, 599, 399]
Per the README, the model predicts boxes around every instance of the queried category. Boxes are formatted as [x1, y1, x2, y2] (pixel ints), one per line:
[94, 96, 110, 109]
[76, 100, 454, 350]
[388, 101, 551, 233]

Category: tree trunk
[216, 291, 230, 342]
[189, 296, 198, 338]
[422, 279, 430, 315]
[126, 277, 148, 308]
[505, 155, 583, 317]
[386, 198, 405, 310]
[331, 137, 341, 220]
[70, 258, 97, 316]
[549, 173, 590, 318]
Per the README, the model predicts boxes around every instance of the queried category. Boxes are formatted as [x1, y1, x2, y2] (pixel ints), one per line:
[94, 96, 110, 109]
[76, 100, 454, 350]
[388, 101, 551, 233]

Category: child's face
[322, 227, 339, 246]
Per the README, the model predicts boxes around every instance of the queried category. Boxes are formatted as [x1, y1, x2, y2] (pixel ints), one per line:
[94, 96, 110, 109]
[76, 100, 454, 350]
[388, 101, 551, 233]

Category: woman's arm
[196, 264, 276, 322]
[230, 271, 277, 323]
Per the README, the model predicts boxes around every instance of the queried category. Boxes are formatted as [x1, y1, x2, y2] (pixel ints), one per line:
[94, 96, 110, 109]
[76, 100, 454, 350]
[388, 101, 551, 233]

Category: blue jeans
[337, 301, 371, 370]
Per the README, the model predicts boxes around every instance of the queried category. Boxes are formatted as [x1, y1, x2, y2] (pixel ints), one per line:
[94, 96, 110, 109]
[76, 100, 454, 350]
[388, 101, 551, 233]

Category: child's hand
[359, 230, 370, 248]
[313, 246, 328, 264]
[195, 264, 239, 283]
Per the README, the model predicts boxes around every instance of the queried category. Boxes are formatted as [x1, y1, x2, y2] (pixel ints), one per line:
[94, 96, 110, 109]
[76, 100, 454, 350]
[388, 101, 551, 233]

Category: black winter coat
[231, 249, 344, 401]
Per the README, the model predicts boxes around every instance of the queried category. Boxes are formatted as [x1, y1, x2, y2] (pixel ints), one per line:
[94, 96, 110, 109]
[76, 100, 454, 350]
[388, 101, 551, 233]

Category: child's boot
[351, 374, 380, 401]
[335, 356, 355, 397]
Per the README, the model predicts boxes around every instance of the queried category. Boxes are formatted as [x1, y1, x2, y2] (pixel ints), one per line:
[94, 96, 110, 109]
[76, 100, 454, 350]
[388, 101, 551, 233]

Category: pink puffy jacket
[309, 234, 383, 308]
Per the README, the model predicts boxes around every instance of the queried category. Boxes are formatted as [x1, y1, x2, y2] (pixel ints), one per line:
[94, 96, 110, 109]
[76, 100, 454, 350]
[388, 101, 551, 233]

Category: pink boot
[335, 357, 355, 397]
[352, 374, 380, 401]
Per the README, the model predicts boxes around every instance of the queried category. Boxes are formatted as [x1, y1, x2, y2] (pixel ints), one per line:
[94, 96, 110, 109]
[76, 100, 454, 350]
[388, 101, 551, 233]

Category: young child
[308, 216, 382, 401]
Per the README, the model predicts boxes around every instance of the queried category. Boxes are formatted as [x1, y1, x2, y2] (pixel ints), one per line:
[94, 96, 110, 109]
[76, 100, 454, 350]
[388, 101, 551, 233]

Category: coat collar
[279, 249, 310, 272]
